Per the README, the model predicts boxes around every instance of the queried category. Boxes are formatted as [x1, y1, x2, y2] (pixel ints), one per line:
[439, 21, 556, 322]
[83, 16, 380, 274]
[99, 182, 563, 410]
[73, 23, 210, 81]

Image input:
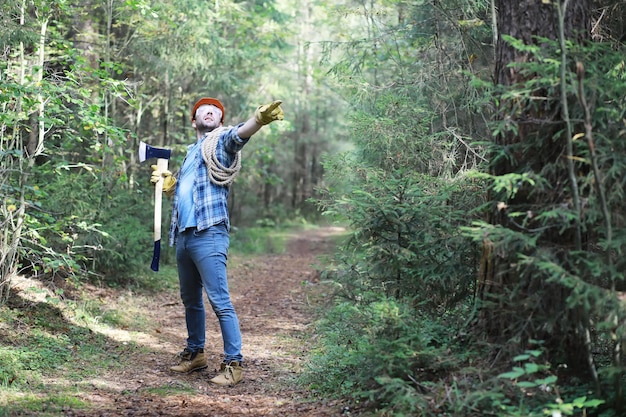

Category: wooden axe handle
[151, 158, 169, 271]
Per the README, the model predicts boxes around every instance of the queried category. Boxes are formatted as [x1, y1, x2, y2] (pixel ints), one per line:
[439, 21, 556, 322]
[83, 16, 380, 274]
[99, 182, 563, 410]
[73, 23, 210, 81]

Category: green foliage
[300, 297, 457, 415]
[311, 2, 493, 414]
[319, 16, 488, 312]
[0, 0, 155, 290]
[463, 24, 626, 412]
[317, 0, 489, 322]
[491, 346, 605, 416]
[14, 148, 153, 284]
[324, 169, 481, 312]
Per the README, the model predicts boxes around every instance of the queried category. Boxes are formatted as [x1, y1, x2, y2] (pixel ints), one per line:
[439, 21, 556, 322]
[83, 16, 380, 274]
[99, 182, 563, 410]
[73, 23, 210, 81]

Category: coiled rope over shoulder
[200, 126, 241, 187]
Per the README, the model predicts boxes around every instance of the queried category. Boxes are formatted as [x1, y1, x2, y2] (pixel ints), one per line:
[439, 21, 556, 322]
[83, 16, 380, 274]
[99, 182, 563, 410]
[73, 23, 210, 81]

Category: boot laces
[224, 363, 235, 378]
[174, 348, 193, 361]
[223, 362, 240, 380]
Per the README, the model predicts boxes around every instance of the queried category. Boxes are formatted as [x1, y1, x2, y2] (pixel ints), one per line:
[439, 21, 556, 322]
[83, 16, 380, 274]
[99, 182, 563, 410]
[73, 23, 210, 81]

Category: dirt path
[69, 227, 346, 417]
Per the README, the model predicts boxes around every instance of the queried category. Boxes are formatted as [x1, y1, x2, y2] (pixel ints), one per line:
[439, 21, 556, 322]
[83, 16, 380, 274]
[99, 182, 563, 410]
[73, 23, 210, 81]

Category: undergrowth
[299, 298, 459, 415]
[300, 296, 608, 416]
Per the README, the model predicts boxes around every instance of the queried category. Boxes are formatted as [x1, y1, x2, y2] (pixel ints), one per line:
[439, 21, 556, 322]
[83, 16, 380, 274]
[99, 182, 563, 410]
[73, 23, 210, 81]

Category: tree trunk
[479, 0, 591, 362]
[290, 0, 313, 211]
[0, 1, 49, 302]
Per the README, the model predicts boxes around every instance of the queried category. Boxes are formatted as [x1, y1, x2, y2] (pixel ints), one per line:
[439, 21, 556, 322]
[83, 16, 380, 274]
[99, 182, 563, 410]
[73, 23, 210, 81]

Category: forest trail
[67, 226, 346, 417]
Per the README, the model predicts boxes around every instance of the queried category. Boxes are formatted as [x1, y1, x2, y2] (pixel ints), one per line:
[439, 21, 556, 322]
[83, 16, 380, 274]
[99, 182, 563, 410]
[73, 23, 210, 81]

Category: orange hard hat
[191, 97, 225, 123]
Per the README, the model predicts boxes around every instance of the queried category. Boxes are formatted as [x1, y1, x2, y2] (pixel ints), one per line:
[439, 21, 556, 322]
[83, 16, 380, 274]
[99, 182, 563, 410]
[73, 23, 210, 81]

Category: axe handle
[151, 157, 169, 271]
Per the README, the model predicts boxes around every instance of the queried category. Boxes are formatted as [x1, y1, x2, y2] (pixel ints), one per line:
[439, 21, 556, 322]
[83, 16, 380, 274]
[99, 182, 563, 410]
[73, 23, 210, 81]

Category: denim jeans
[175, 223, 243, 363]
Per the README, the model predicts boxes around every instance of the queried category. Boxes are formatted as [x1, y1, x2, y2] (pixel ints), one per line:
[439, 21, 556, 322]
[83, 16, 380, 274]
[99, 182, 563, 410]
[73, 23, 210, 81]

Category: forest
[1, 0, 626, 416]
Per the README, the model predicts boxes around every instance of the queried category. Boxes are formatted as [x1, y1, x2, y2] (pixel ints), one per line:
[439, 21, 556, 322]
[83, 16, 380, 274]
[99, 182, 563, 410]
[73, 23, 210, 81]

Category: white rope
[200, 126, 242, 187]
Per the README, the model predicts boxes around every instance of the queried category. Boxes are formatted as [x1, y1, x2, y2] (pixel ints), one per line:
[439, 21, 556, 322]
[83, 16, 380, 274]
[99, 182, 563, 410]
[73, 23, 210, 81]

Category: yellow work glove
[254, 100, 284, 125]
[150, 165, 176, 196]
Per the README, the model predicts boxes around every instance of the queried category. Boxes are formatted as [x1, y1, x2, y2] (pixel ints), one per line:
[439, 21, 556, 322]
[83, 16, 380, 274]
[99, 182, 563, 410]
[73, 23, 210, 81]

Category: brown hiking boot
[209, 361, 243, 386]
[170, 348, 208, 373]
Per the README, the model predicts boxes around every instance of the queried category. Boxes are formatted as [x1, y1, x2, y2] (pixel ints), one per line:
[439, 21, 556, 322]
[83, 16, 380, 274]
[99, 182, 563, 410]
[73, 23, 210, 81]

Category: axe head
[139, 141, 171, 162]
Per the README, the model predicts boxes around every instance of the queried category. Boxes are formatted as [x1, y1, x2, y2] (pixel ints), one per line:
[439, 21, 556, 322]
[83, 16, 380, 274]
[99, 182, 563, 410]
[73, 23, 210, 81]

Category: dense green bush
[301, 297, 459, 415]
[324, 168, 482, 313]
[18, 161, 153, 284]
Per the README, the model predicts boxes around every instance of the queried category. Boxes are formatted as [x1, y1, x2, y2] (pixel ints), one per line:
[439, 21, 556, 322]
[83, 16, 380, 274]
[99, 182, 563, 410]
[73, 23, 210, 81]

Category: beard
[195, 118, 220, 134]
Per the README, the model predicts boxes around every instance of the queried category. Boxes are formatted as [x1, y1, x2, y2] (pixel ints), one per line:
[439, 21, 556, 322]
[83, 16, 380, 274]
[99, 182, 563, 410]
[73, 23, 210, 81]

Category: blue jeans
[175, 223, 243, 363]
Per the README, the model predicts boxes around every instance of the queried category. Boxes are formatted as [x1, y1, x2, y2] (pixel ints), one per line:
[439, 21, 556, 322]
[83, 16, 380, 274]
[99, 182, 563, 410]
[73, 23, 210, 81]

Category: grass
[0, 393, 86, 417]
[141, 383, 196, 396]
[131, 264, 180, 293]
[230, 222, 330, 254]
[230, 225, 291, 255]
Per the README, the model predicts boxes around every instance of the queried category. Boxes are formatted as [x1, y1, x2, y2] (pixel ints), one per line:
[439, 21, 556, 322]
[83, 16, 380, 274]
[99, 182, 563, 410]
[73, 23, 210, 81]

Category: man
[151, 97, 283, 386]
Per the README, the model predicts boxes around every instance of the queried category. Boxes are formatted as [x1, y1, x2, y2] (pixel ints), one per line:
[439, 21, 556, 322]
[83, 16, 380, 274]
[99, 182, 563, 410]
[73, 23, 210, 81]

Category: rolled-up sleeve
[223, 123, 249, 154]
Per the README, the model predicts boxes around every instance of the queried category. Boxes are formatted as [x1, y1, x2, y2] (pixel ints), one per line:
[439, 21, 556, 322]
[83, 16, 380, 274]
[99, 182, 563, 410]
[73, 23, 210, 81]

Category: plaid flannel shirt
[168, 123, 248, 246]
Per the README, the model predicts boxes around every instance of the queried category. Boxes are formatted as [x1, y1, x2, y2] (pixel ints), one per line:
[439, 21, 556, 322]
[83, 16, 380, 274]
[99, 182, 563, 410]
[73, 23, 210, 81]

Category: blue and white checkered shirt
[168, 123, 248, 246]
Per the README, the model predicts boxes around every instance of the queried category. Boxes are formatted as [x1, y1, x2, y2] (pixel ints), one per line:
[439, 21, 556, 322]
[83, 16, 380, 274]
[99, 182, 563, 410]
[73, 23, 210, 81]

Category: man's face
[193, 104, 222, 131]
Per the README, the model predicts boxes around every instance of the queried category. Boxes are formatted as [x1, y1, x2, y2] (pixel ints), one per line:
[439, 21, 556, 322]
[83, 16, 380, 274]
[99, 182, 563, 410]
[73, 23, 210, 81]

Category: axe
[138, 141, 172, 271]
